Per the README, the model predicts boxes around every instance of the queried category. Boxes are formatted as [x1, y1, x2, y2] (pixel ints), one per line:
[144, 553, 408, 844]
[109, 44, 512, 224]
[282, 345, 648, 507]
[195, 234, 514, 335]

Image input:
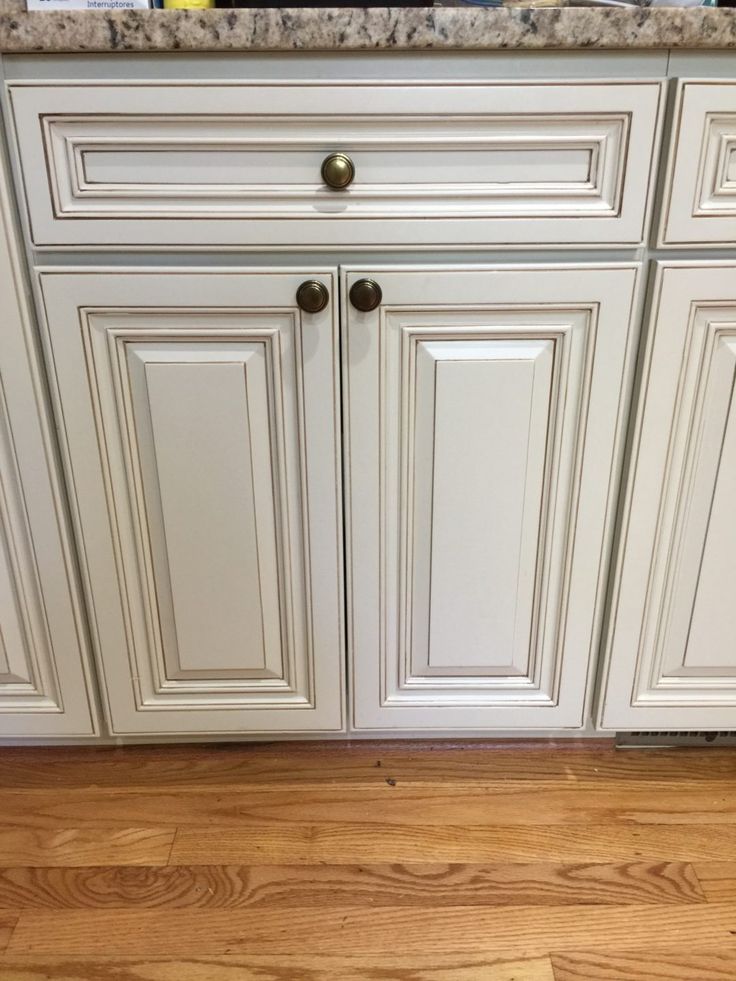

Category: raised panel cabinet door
[599, 263, 736, 731]
[0, 139, 98, 737]
[343, 264, 641, 731]
[37, 269, 344, 735]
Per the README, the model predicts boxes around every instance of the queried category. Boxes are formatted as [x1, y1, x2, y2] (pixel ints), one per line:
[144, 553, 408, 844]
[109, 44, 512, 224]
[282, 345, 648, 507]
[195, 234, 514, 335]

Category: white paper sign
[27, 0, 150, 9]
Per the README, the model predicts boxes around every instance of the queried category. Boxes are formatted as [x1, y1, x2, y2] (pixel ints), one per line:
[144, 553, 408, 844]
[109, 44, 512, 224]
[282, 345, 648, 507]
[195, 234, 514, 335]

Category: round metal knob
[349, 279, 383, 313]
[296, 280, 329, 314]
[321, 152, 355, 190]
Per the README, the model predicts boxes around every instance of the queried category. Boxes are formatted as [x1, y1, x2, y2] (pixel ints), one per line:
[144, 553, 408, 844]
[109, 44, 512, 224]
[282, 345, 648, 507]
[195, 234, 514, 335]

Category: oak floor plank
[0, 829, 175, 868]
[0, 953, 556, 981]
[551, 950, 736, 980]
[0, 742, 732, 791]
[0, 861, 705, 910]
[692, 861, 736, 901]
[8, 903, 736, 956]
[0, 913, 18, 953]
[1, 744, 733, 975]
[3, 785, 736, 828]
[169, 822, 736, 865]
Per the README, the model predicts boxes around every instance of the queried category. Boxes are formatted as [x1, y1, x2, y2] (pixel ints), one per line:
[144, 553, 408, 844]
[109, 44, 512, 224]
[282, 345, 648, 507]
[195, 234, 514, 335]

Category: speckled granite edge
[1, 2, 735, 52]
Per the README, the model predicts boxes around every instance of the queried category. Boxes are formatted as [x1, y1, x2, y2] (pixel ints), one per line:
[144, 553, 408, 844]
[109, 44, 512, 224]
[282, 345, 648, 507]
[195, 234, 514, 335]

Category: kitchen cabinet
[2, 54, 735, 741]
[0, 151, 98, 737]
[599, 263, 736, 731]
[343, 264, 640, 730]
[36, 268, 345, 735]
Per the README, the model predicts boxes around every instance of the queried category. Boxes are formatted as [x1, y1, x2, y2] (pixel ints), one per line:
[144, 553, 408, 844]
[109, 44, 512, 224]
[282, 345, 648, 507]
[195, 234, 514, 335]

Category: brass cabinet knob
[296, 280, 329, 314]
[321, 152, 355, 190]
[349, 279, 383, 313]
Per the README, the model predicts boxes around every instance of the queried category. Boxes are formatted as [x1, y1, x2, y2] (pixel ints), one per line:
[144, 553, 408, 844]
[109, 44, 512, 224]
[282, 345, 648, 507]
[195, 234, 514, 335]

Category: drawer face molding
[600, 264, 736, 730]
[661, 82, 736, 246]
[37, 269, 345, 736]
[9, 81, 663, 249]
[344, 264, 640, 730]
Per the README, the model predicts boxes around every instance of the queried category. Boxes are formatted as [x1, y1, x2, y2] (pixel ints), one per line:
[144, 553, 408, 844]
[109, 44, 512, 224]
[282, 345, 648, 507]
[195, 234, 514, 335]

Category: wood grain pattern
[0, 953, 556, 981]
[169, 822, 736, 865]
[0, 862, 705, 910]
[0, 743, 731, 790]
[0, 914, 18, 953]
[552, 950, 736, 980]
[8, 903, 736, 956]
[0, 829, 174, 868]
[3, 785, 736, 829]
[692, 862, 736, 900]
[0, 742, 732, 980]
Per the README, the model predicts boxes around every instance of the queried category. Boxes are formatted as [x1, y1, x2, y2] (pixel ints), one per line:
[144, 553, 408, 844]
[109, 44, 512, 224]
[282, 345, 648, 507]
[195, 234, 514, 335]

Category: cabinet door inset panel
[660, 82, 736, 246]
[9, 81, 662, 248]
[38, 270, 344, 735]
[344, 265, 640, 730]
[128, 345, 287, 689]
[410, 338, 553, 683]
[600, 264, 736, 730]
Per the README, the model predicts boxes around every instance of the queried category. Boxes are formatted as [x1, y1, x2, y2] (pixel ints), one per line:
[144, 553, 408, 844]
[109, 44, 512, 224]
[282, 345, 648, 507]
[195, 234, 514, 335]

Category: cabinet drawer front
[600, 263, 736, 731]
[344, 264, 641, 731]
[10, 81, 662, 249]
[661, 82, 736, 246]
[37, 269, 344, 736]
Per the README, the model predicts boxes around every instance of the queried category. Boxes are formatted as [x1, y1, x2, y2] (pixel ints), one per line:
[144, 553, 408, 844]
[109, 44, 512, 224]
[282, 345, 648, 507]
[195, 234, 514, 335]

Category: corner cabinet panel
[0, 383, 95, 736]
[344, 265, 640, 731]
[0, 160, 98, 737]
[599, 264, 736, 731]
[37, 270, 344, 735]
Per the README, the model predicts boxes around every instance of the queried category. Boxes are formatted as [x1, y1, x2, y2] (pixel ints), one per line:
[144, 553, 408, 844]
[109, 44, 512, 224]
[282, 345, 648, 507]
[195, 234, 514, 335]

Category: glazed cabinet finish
[8, 80, 663, 249]
[344, 265, 640, 730]
[3, 62, 736, 740]
[660, 81, 736, 247]
[599, 263, 736, 730]
[0, 148, 97, 736]
[36, 269, 344, 735]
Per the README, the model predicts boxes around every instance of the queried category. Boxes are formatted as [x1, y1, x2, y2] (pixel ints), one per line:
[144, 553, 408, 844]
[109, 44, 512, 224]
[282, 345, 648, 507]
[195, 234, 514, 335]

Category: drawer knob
[349, 279, 383, 313]
[321, 152, 355, 190]
[296, 280, 330, 314]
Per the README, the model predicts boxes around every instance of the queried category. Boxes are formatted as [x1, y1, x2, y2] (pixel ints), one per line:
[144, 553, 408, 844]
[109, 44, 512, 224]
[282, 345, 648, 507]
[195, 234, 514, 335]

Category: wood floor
[0, 740, 734, 980]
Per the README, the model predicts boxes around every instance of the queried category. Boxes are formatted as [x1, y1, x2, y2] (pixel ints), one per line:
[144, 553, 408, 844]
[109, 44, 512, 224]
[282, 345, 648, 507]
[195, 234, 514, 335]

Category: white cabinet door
[599, 263, 736, 731]
[38, 269, 344, 735]
[344, 264, 641, 731]
[0, 149, 98, 737]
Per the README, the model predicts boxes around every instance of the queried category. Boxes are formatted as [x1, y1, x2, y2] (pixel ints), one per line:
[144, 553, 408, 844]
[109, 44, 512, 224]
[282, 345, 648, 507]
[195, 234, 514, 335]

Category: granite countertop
[0, 0, 734, 52]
